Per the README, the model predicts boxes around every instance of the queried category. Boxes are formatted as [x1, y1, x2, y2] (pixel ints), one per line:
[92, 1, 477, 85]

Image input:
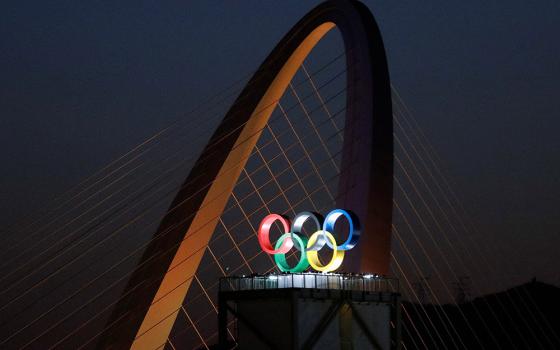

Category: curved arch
[99, 1, 392, 348]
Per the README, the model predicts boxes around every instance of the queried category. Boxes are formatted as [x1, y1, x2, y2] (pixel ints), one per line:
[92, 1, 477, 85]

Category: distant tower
[453, 276, 472, 304]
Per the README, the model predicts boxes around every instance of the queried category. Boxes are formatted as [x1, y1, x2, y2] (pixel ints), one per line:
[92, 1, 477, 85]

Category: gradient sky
[1, 1, 559, 290]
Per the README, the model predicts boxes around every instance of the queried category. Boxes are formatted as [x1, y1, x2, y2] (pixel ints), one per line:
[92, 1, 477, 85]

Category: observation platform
[217, 273, 401, 350]
[219, 272, 398, 294]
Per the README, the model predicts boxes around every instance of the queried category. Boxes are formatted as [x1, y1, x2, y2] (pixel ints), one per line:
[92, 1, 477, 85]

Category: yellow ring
[306, 230, 345, 272]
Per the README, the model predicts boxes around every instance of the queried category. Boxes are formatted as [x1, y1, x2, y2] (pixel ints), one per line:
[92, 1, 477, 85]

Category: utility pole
[412, 276, 431, 304]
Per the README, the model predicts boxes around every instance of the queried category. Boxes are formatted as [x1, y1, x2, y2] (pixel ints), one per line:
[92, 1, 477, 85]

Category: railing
[219, 272, 399, 293]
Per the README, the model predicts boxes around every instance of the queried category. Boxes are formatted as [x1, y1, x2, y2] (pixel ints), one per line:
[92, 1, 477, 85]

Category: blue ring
[322, 209, 360, 251]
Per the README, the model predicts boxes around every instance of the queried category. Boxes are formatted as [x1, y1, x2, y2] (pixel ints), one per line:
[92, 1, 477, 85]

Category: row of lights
[258, 273, 382, 280]
[240, 273, 382, 278]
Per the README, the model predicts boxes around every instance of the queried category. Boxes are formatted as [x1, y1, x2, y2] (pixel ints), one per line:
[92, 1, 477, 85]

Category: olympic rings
[258, 214, 292, 254]
[307, 230, 344, 272]
[257, 209, 359, 273]
[323, 209, 360, 250]
[291, 211, 323, 251]
[274, 233, 309, 272]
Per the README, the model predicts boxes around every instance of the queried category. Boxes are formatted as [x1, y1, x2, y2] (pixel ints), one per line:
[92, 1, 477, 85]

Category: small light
[364, 274, 373, 279]
[268, 275, 278, 280]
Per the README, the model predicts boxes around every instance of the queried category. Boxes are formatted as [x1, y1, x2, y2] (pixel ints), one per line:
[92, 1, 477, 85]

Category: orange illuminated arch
[98, 1, 393, 348]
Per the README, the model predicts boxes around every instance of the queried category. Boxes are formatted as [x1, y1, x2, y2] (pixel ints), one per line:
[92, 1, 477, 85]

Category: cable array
[0, 38, 556, 350]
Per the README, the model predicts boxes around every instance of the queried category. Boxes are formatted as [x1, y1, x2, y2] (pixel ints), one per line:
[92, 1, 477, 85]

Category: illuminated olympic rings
[257, 209, 360, 273]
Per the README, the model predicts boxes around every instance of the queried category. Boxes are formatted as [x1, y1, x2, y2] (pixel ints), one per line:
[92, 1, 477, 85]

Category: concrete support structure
[218, 274, 401, 350]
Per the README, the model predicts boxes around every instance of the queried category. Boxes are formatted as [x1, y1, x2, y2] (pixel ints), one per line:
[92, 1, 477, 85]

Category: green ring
[274, 233, 309, 272]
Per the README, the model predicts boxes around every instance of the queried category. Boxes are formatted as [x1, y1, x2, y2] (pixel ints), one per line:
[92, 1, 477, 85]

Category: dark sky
[1, 0, 559, 290]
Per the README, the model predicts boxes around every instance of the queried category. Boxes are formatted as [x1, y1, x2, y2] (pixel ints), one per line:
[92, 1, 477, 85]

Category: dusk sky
[1, 0, 559, 292]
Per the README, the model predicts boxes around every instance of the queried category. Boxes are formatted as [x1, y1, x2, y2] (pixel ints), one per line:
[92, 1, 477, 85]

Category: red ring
[258, 214, 292, 254]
